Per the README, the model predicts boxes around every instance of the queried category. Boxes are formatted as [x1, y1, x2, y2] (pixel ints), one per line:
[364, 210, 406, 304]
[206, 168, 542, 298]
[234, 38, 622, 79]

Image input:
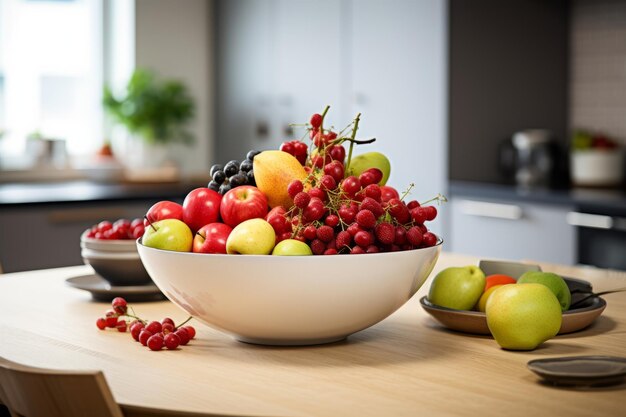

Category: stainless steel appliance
[567, 209, 626, 271]
[499, 130, 558, 187]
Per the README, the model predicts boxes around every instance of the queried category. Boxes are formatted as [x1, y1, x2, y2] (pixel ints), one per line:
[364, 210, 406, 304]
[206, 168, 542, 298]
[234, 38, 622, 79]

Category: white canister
[570, 149, 624, 187]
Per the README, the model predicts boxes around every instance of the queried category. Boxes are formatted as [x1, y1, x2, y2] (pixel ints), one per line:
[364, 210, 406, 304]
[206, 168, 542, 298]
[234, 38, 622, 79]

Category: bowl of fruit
[420, 260, 607, 350]
[81, 218, 152, 286]
[136, 107, 444, 345]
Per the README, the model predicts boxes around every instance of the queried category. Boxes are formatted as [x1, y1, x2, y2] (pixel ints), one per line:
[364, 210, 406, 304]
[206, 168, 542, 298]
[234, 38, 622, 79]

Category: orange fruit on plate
[484, 274, 516, 291]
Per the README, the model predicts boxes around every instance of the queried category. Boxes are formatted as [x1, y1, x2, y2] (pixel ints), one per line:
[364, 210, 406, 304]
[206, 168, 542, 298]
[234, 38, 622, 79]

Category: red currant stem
[175, 316, 193, 329]
[420, 193, 448, 206]
[318, 105, 331, 134]
[344, 113, 362, 175]
[122, 312, 147, 324]
[399, 183, 415, 201]
[144, 216, 158, 232]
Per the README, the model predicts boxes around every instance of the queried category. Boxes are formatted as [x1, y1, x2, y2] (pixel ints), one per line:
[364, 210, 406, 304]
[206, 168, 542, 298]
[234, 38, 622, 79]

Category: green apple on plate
[517, 271, 571, 311]
[226, 218, 276, 255]
[272, 239, 313, 256]
[428, 266, 486, 310]
[486, 283, 562, 350]
[142, 219, 193, 252]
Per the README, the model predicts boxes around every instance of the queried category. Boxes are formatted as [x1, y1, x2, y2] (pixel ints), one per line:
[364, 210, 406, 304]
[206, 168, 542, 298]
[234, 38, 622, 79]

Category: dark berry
[246, 150, 261, 161]
[224, 160, 239, 177]
[240, 159, 253, 172]
[207, 180, 220, 192]
[212, 170, 226, 184]
[229, 173, 248, 187]
[219, 183, 232, 195]
[210, 164, 223, 177]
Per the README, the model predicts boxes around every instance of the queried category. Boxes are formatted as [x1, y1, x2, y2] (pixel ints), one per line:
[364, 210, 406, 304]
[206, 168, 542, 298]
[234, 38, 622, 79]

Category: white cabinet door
[271, 0, 345, 144]
[215, 0, 274, 161]
[449, 197, 577, 265]
[348, 0, 448, 203]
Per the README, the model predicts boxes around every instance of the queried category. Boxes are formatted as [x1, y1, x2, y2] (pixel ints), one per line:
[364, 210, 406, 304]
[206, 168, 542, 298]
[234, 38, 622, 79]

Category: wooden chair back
[0, 357, 123, 417]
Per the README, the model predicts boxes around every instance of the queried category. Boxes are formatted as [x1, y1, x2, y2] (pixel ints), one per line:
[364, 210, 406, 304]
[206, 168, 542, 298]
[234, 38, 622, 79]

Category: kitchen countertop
[0, 179, 207, 206]
[0, 253, 624, 417]
[449, 180, 626, 214]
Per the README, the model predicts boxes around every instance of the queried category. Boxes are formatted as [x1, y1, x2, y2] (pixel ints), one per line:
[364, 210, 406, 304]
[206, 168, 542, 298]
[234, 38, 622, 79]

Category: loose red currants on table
[96, 297, 195, 352]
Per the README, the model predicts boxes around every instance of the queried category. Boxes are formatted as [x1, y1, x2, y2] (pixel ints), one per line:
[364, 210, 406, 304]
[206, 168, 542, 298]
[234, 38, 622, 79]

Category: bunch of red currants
[85, 218, 145, 240]
[96, 297, 196, 351]
[267, 108, 441, 255]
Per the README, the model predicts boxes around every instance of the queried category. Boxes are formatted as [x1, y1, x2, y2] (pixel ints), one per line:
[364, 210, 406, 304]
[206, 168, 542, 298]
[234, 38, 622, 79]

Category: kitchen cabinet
[215, 0, 345, 161]
[449, 196, 576, 265]
[0, 201, 150, 273]
[215, 0, 447, 221]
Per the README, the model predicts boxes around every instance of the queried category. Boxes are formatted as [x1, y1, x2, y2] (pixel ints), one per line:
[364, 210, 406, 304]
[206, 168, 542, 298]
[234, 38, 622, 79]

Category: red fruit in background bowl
[220, 185, 268, 227]
[144, 201, 184, 227]
[193, 223, 233, 254]
[183, 188, 222, 233]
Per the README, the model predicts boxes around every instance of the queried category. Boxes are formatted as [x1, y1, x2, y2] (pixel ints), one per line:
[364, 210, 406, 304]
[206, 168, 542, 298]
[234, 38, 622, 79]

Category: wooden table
[1, 253, 625, 417]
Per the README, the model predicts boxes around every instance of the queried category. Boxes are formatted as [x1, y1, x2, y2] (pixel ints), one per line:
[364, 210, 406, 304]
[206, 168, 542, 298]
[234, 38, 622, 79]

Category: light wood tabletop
[0, 253, 625, 417]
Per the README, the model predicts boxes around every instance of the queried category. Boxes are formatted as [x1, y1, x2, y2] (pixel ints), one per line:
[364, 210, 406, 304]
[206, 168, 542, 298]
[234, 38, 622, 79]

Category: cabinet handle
[566, 212, 612, 229]
[458, 200, 523, 220]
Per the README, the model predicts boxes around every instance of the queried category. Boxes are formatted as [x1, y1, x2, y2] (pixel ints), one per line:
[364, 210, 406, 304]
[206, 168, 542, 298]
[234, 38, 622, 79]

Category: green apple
[226, 218, 276, 255]
[517, 271, 571, 311]
[142, 219, 193, 252]
[428, 266, 486, 310]
[272, 239, 313, 256]
[347, 152, 391, 185]
[486, 283, 562, 350]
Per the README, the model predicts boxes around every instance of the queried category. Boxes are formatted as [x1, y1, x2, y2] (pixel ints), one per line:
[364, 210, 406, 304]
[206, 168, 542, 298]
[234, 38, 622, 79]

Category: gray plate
[65, 274, 165, 302]
[528, 356, 626, 387]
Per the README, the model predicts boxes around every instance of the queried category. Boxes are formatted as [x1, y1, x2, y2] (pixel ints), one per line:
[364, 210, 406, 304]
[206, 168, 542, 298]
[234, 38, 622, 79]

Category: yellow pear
[253, 150, 308, 208]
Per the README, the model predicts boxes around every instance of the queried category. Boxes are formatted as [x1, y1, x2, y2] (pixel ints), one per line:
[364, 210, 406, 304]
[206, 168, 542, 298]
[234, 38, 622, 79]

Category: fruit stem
[400, 183, 415, 201]
[175, 316, 193, 329]
[144, 216, 158, 232]
[420, 193, 448, 206]
[319, 105, 331, 134]
[122, 312, 147, 325]
[344, 112, 362, 175]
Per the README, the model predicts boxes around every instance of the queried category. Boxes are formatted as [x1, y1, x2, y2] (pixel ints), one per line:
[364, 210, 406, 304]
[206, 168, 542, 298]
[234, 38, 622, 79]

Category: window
[0, 0, 103, 166]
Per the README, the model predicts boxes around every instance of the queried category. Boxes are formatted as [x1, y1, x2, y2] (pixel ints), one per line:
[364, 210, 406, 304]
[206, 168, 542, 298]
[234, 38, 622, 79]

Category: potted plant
[103, 69, 195, 168]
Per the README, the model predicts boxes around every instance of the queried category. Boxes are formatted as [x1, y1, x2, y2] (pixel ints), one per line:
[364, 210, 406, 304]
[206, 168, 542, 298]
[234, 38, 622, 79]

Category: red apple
[193, 223, 233, 254]
[380, 185, 400, 203]
[265, 206, 287, 221]
[182, 188, 222, 233]
[144, 201, 184, 227]
[220, 185, 268, 227]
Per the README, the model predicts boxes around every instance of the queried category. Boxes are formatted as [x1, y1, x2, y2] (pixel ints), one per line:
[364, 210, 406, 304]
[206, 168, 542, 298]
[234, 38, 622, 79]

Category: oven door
[567, 211, 626, 271]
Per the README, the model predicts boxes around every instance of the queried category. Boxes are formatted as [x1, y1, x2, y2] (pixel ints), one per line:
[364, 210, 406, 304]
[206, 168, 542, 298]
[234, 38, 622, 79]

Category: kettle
[498, 130, 555, 187]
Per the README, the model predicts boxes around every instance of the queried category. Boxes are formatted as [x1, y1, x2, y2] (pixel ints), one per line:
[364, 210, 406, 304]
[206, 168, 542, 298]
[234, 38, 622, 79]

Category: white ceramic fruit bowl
[137, 240, 442, 345]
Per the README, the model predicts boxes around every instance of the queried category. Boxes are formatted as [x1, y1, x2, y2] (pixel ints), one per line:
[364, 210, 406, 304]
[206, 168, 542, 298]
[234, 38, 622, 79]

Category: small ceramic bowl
[81, 231, 137, 253]
[81, 232, 152, 286]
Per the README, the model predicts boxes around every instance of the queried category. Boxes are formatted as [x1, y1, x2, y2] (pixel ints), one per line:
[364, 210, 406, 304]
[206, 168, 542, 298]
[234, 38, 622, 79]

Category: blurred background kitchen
[1, 0, 625, 273]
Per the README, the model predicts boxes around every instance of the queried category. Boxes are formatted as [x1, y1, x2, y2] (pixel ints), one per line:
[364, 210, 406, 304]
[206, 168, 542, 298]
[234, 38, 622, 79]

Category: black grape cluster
[208, 150, 260, 195]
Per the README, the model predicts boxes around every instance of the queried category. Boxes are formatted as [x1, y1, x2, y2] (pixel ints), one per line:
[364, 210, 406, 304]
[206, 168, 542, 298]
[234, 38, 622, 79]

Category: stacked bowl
[81, 232, 152, 286]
